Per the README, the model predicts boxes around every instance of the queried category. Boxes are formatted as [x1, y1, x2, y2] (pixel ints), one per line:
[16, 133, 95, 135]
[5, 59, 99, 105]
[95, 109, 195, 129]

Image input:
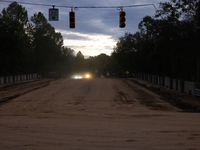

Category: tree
[30, 12, 63, 74]
[0, 1, 28, 24]
[60, 47, 75, 77]
[111, 0, 200, 81]
[113, 32, 136, 72]
[155, 0, 200, 79]
[138, 16, 155, 40]
[0, 2, 33, 75]
[72, 51, 87, 74]
[86, 53, 112, 77]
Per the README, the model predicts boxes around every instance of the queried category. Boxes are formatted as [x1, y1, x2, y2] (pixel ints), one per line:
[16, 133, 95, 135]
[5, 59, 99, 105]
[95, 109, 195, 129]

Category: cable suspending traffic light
[119, 11, 126, 28]
[69, 11, 75, 28]
[49, 6, 127, 29]
[0, 2, 159, 29]
[48, 6, 127, 29]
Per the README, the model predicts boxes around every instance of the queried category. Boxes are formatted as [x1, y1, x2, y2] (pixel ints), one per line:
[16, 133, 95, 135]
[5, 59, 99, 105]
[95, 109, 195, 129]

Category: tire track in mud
[72, 79, 93, 105]
[129, 78, 200, 112]
[113, 79, 135, 104]
[0, 79, 53, 104]
[113, 79, 175, 111]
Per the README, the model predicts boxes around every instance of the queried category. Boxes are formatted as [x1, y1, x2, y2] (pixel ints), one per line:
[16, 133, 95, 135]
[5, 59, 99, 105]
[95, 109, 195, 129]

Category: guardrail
[0, 73, 39, 85]
[194, 89, 200, 97]
[136, 73, 197, 96]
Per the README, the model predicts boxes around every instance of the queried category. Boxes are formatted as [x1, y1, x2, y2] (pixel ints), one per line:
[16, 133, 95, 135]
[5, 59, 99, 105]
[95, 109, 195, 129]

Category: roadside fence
[135, 73, 197, 96]
[0, 73, 39, 85]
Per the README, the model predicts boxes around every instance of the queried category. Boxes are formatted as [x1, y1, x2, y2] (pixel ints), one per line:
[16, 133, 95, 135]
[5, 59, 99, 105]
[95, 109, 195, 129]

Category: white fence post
[9, 76, 13, 83]
[0, 77, 4, 85]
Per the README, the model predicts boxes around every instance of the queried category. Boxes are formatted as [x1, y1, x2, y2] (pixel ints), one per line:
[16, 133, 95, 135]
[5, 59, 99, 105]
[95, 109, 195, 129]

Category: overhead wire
[0, 0, 163, 19]
[0, 0, 54, 7]
[0, 0, 158, 10]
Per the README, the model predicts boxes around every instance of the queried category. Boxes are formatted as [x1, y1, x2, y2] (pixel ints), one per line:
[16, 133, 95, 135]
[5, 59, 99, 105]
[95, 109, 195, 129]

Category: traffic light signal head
[69, 11, 75, 28]
[119, 11, 126, 28]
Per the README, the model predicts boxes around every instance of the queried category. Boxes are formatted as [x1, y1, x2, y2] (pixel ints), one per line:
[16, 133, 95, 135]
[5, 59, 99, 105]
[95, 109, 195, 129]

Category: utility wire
[0, 0, 55, 7]
[74, 4, 156, 9]
[0, 0, 163, 19]
[0, 0, 158, 10]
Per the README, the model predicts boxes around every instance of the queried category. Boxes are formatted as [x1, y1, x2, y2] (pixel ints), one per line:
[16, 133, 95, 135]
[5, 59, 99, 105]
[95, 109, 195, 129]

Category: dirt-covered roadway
[0, 78, 200, 150]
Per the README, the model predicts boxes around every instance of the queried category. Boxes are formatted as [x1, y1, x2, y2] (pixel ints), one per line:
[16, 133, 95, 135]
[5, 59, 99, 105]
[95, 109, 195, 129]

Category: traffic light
[119, 11, 126, 28]
[69, 11, 75, 28]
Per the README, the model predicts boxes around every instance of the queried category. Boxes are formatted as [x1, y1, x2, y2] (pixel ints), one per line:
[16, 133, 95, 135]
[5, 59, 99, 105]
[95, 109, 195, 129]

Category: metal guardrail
[0, 73, 38, 85]
[194, 89, 200, 97]
[136, 73, 196, 96]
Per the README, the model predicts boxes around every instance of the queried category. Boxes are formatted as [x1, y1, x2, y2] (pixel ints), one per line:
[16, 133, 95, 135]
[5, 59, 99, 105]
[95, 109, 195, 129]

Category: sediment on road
[129, 78, 200, 112]
[1, 77, 200, 112]
[0, 78, 54, 104]
[0, 78, 200, 150]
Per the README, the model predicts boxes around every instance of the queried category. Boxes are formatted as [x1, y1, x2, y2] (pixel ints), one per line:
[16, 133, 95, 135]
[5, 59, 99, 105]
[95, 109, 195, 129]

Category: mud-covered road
[0, 78, 200, 150]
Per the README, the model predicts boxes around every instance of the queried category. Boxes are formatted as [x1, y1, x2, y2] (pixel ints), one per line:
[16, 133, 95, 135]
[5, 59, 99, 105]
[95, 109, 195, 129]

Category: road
[0, 78, 200, 150]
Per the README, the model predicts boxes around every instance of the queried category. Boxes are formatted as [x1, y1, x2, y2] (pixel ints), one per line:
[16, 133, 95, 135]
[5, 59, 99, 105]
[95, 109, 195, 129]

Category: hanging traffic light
[119, 11, 126, 28]
[69, 11, 75, 28]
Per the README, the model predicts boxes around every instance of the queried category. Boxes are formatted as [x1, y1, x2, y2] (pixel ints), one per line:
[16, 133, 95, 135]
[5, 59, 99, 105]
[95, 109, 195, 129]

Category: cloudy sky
[0, 0, 165, 57]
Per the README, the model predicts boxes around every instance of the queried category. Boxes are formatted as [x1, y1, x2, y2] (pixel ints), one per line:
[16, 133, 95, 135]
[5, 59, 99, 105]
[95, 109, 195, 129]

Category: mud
[0, 78, 200, 150]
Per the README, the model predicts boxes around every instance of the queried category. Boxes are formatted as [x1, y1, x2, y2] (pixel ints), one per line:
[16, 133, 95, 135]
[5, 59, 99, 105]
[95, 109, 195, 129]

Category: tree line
[0, 2, 113, 78]
[0, 2, 65, 76]
[1, 1, 200, 81]
[112, 0, 200, 81]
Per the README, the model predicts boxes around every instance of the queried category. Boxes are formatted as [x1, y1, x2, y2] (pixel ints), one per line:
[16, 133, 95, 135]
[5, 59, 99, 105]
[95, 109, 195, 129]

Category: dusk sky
[0, 0, 165, 57]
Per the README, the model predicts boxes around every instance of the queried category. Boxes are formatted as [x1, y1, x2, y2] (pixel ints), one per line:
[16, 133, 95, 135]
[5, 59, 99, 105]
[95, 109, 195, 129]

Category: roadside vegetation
[1, 0, 200, 80]
[112, 0, 200, 81]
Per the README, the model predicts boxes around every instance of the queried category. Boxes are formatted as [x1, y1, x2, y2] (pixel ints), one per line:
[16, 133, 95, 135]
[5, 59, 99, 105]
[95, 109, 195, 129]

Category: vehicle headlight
[85, 74, 90, 78]
[74, 75, 82, 79]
